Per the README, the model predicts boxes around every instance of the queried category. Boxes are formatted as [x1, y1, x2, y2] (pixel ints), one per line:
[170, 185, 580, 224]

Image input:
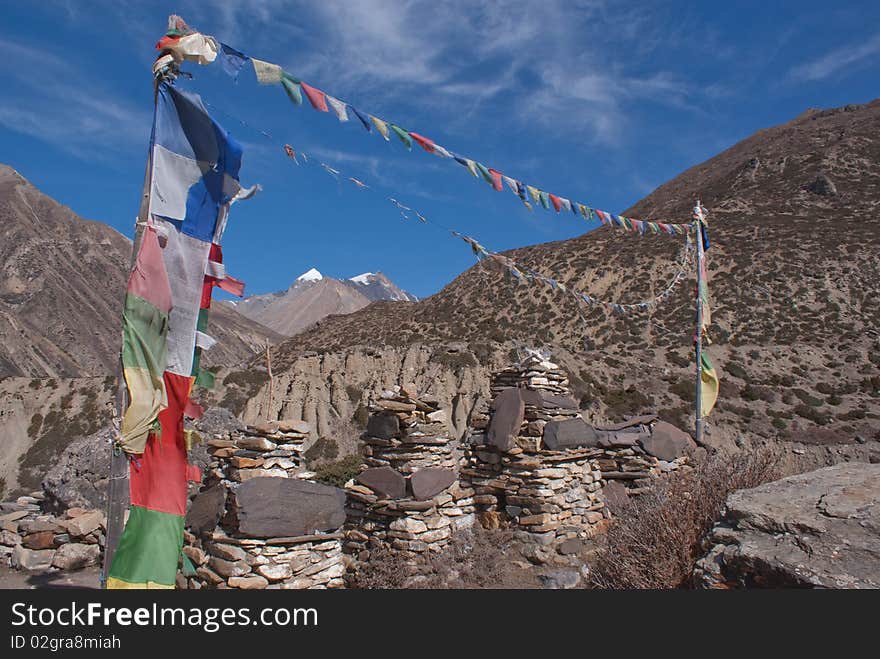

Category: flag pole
[101, 57, 167, 588]
[693, 199, 705, 446]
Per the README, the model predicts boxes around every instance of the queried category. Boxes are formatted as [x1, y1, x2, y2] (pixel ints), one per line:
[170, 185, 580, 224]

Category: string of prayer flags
[172, 27, 696, 237]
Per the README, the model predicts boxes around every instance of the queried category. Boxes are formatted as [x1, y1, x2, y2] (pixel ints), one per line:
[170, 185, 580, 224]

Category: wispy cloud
[790, 31, 880, 81]
[0, 37, 149, 161]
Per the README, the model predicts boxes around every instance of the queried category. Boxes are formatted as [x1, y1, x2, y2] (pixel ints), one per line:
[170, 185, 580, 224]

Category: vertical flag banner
[108, 81, 253, 589]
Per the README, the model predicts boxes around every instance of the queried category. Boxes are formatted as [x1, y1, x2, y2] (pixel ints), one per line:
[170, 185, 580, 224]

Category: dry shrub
[589, 450, 784, 589]
[351, 528, 521, 589]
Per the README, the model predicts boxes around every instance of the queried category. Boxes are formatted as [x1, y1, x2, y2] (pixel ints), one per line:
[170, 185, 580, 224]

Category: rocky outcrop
[240, 343, 500, 442]
[694, 463, 880, 588]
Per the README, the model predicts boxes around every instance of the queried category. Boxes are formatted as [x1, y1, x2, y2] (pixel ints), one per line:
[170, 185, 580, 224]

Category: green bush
[314, 454, 364, 488]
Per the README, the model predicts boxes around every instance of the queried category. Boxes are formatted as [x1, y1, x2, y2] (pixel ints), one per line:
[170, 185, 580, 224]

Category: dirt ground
[0, 565, 100, 589]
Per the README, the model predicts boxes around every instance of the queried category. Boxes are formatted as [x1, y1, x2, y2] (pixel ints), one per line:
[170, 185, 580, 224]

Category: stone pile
[0, 493, 104, 572]
[204, 419, 311, 486]
[591, 416, 693, 494]
[344, 387, 475, 560]
[463, 354, 608, 546]
[184, 418, 348, 589]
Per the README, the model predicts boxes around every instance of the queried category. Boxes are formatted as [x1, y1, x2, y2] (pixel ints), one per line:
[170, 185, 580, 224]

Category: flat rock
[488, 388, 525, 451]
[235, 478, 346, 538]
[542, 418, 598, 450]
[65, 510, 104, 538]
[694, 463, 880, 589]
[229, 575, 269, 590]
[601, 481, 631, 516]
[356, 467, 406, 499]
[366, 413, 401, 440]
[277, 419, 311, 434]
[186, 484, 227, 535]
[597, 414, 658, 431]
[410, 468, 457, 500]
[539, 569, 582, 589]
[540, 393, 578, 410]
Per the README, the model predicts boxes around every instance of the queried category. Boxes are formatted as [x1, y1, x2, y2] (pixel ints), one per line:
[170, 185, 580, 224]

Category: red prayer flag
[409, 132, 435, 153]
[549, 193, 562, 212]
[300, 82, 328, 112]
[488, 168, 503, 192]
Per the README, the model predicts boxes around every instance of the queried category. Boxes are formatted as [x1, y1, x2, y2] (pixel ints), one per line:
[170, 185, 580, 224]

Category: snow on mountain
[297, 268, 323, 282]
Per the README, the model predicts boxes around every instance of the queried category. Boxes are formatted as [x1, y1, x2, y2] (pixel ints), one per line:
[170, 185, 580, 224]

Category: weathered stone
[235, 478, 346, 538]
[638, 422, 695, 461]
[11, 545, 55, 570]
[356, 467, 406, 499]
[257, 563, 293, 581]
[601, 480, 631, 515]
[23, 531, 55, 550]
[0, 530, 22, 546]
[488, 388, 525, 451]
[196, 566, 224, 584]
[410, 468, 457, 500]
[695, 463, 880, 589]
[539, 569, 582, 589]
[236, 437, 276, 452]
[389, 517, 428, 534]
[539, 393, 578, 410]
[229, 575, 269, 590]
[208, 542, 248, 562]
[209, 557, 251, 578]
[377, 399, 417, 412]
[51, 543, 100, 570]
[366, 413, 400, 440]
[65, 510, 104, 538]
[277, 419, 311, 434]
[186, 484, 226, 535]
[182, 545, 206, 566]
[542, 418, 598, 450]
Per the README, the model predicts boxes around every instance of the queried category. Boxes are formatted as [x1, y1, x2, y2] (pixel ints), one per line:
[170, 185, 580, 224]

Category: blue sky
[2, 1, 878, 299]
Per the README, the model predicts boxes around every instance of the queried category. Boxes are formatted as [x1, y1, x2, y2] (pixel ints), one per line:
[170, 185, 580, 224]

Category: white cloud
[790, 31, 880, 81]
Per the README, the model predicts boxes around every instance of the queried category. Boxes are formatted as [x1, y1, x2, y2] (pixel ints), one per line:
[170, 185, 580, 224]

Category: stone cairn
[463, 354, 608, 548]
[344, 387, 476, 560]
[182, 419, 347, 589]
[1, 492, 105, 573]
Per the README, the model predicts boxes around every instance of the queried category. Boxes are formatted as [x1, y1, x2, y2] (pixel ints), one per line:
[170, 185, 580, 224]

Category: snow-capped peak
[349, 272, 376, 285]
[296, 268, 323, 282]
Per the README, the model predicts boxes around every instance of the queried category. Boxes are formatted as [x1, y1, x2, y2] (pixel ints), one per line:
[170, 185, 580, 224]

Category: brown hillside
[266, 100, 880, 445]
[0, 164, 282, 378]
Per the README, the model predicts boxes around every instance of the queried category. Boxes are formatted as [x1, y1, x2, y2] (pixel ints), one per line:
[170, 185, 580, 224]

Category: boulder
[234, 478, 346, 538]
[542, 418, 599, 450]
[637, 421, 695, 461]
[488, 388, 525, 451]
[186, 484, 227, 535]
[366, 413, 401, 440]
[410, 468, 457, 500]
[41, 427, 121, 512]
[11, 545, 55, 571]
[22, 531, 55, 550]
[52, 543, 101, 570]
[356, 467, 406, 499]
[65, 510, 104, 538]
[694, 463, 880, 589]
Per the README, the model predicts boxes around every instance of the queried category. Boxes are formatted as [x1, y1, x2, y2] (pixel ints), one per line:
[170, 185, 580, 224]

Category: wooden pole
[265, 341, 274, 420]
[693, 200, 705, 445]
[101, 73, 161, 588]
